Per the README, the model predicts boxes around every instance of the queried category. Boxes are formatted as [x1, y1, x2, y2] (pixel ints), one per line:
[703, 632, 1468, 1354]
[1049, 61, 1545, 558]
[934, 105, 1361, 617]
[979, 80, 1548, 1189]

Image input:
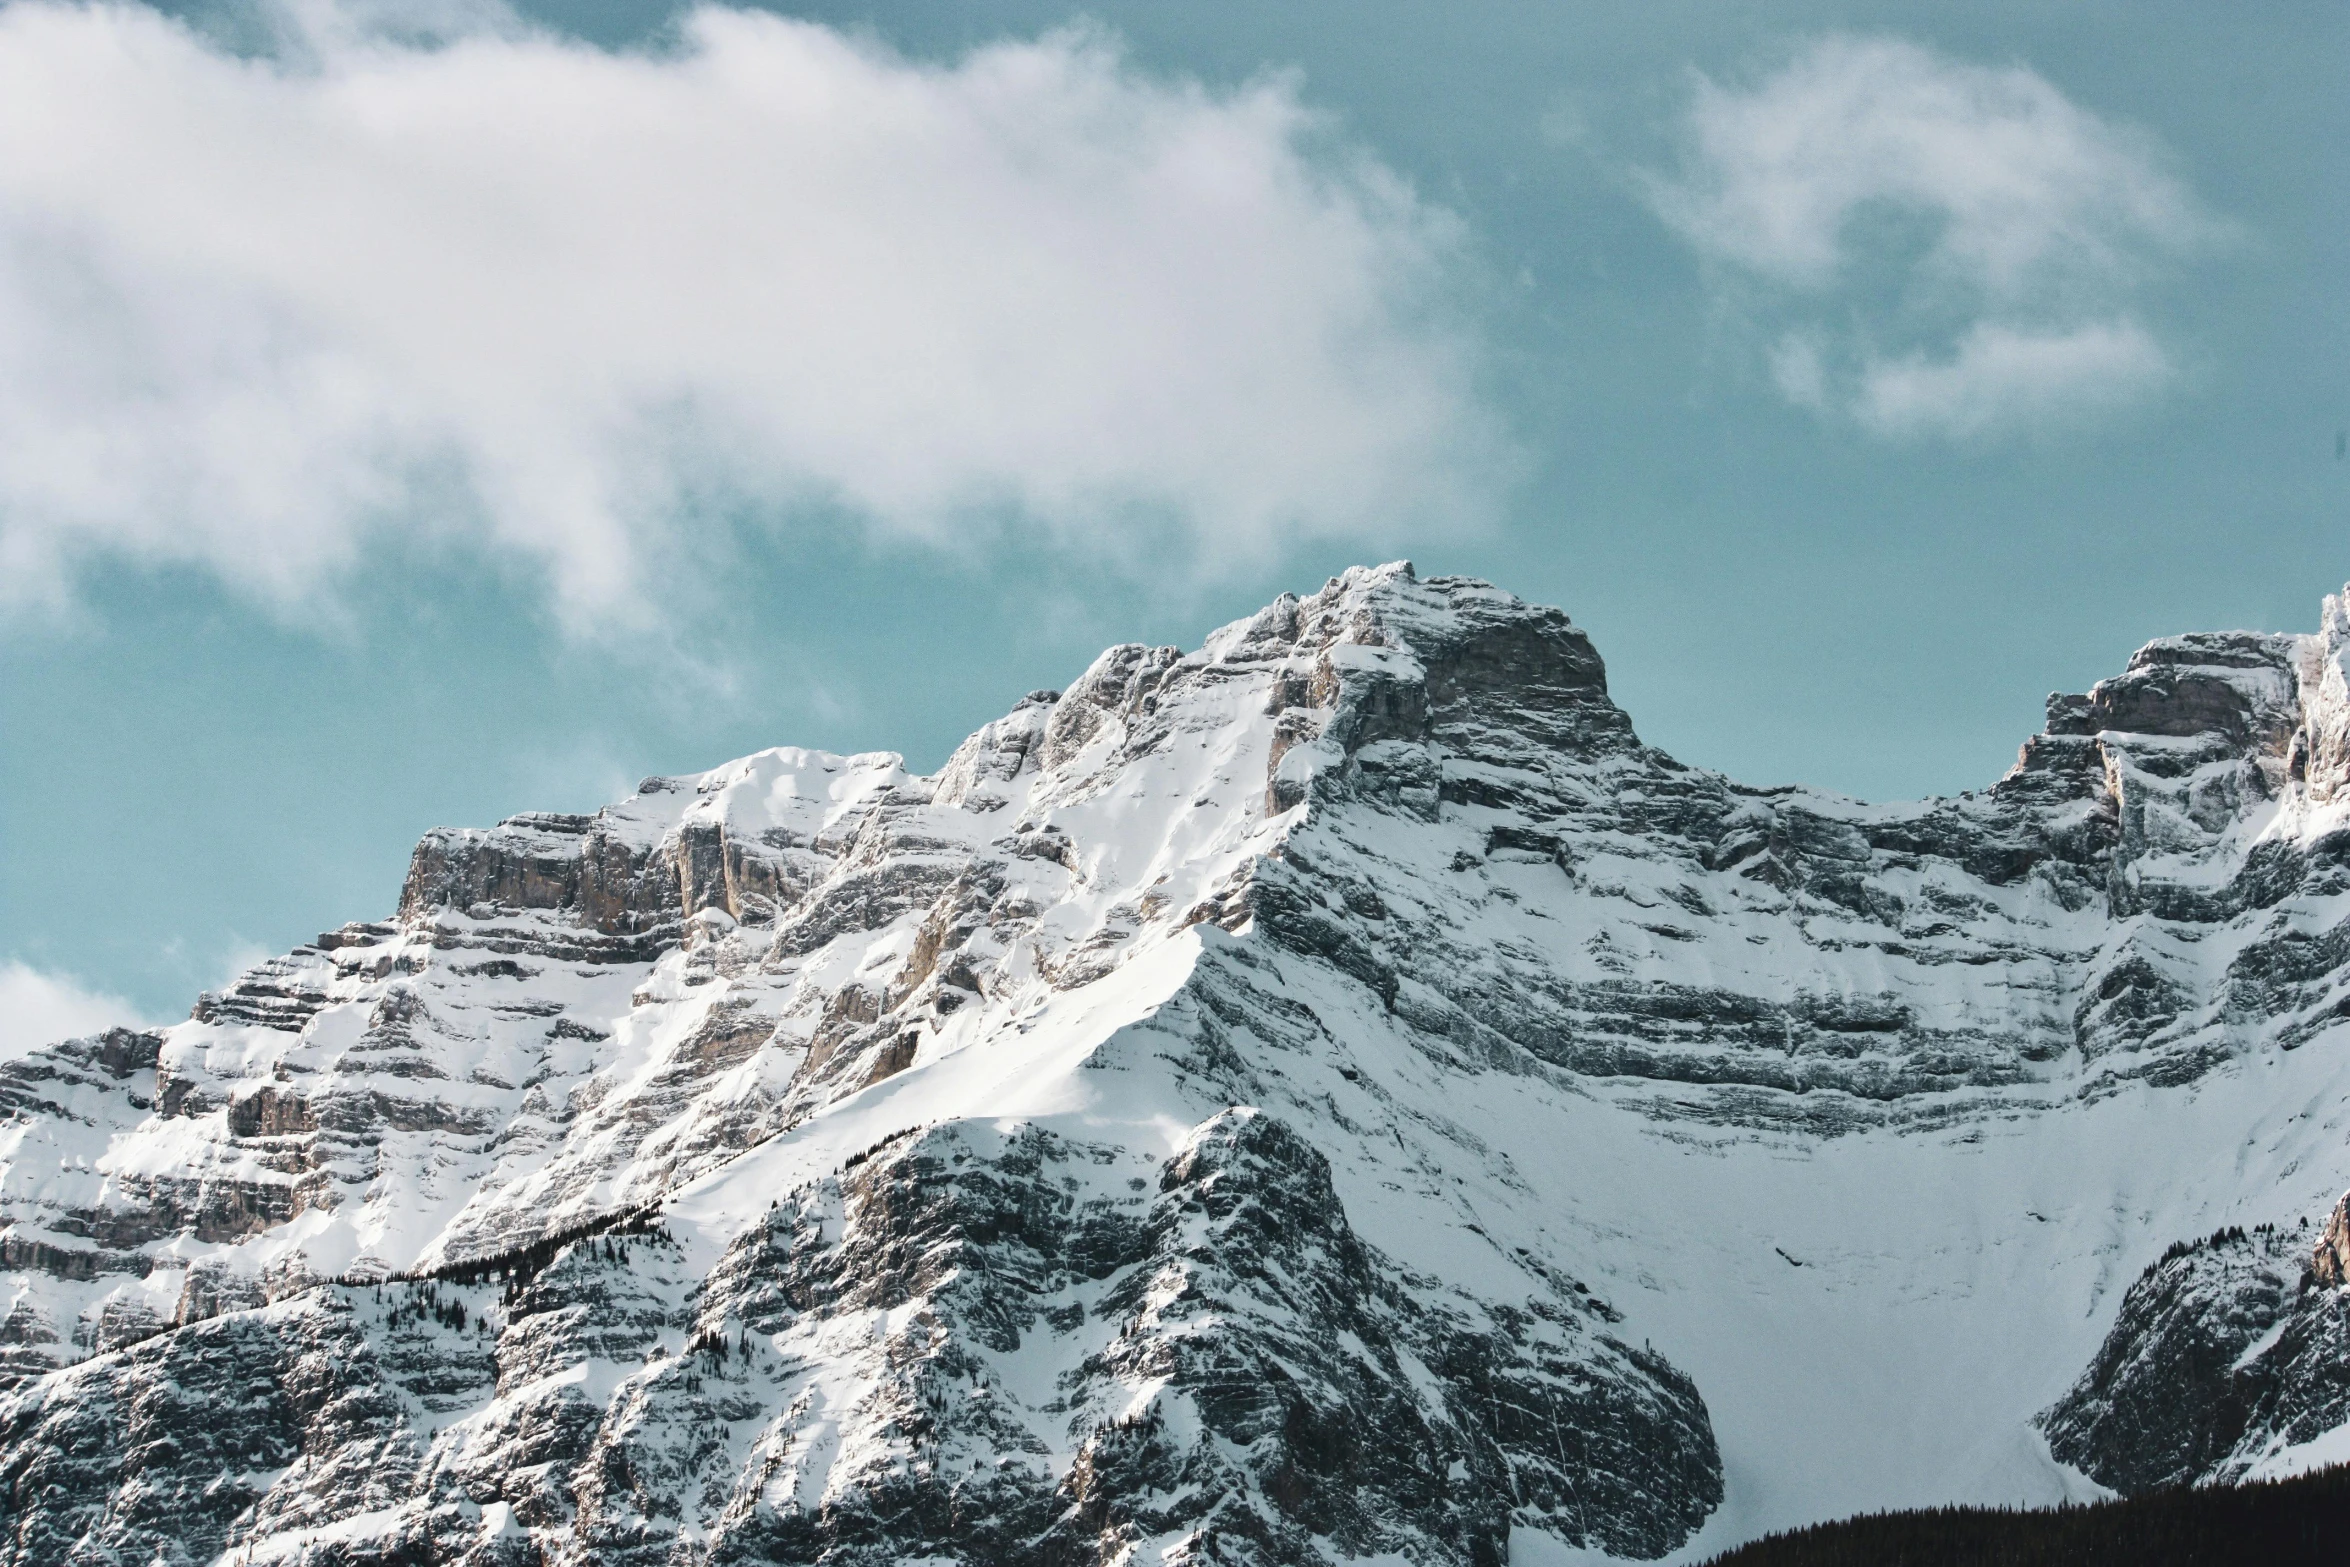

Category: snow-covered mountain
[9, 561, 2350, 1566]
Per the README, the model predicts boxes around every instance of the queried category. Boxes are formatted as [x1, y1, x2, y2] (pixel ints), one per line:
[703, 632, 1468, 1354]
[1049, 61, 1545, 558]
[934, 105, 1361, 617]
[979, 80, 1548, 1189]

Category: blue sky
[1, 0, 2343, 1037]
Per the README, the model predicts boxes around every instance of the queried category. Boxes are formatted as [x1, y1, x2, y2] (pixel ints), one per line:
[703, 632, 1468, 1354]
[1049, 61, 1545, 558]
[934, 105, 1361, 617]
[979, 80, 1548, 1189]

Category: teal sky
[1, 0, 2344, 1031]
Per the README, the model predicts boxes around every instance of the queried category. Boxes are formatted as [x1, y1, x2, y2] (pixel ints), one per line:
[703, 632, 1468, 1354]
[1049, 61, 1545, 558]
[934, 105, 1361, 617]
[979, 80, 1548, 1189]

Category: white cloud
[1853, 318, 2170, 440]
[1647, 35, 2217, 440]
[0, 2, 1505, 621]
[0, 960, 147, 1060]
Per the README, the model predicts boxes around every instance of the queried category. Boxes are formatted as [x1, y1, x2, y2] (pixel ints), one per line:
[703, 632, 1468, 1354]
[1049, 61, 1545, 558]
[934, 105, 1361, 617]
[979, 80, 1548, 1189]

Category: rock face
[2314, 1193, 2350, 1289]
[11, 562, 2350, 1562]
[2041, 1198, 2350, 1493]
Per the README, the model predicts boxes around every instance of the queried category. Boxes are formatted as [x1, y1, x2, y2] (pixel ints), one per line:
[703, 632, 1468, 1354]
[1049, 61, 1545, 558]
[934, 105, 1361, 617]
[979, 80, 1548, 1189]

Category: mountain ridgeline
[7, 562, 2350, 1564]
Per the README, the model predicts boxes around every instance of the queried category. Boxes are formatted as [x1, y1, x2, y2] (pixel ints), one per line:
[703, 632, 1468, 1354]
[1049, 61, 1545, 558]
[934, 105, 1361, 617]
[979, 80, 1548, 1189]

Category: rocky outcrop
[2312, 1192, 2350, 1289]
[2041, 1204, 2350, 1492]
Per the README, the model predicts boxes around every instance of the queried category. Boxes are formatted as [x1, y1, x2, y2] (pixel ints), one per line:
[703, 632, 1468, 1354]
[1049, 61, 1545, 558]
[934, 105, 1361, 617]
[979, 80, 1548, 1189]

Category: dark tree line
[2156, 1221, 2277, 1266]
[1698, 1461, 2346, 1566]
[377, 1280, 479, 1333]
[390, 1201, 668, 1298]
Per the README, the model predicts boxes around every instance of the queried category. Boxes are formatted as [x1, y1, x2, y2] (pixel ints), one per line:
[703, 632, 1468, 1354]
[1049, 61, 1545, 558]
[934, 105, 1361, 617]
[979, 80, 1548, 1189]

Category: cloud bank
[0, 2, 1504, 620]
[0, 960, 145, 1061]
[1648, 35, 2217, 441]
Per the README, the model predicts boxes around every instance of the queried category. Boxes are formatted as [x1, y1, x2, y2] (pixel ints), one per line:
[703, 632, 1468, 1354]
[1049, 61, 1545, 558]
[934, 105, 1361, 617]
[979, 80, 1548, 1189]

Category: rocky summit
[9, 562, 2350, 1565]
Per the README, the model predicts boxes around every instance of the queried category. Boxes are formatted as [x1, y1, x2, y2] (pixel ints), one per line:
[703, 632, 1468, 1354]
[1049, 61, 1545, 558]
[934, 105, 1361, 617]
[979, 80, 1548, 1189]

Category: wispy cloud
[1851, 319, 2170, 440]
[1646, 34, 2221, 441]
[0, 2, 1507, 623]
[0, 959, 147, 1059]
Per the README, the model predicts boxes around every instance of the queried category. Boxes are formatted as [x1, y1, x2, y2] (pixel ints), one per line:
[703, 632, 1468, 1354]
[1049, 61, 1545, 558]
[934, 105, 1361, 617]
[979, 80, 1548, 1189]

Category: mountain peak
[12, 567, 2350, 1564]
